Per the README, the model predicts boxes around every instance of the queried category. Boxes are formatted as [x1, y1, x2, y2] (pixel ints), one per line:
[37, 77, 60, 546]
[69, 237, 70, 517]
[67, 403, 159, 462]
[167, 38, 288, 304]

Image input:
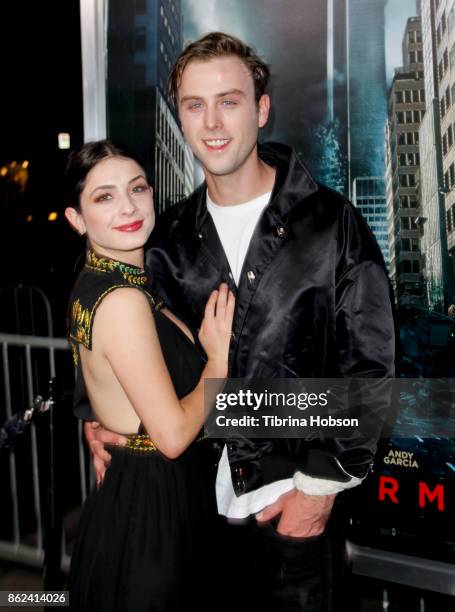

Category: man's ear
[64, 206, 86, 236]
[258, 94, 271, 129]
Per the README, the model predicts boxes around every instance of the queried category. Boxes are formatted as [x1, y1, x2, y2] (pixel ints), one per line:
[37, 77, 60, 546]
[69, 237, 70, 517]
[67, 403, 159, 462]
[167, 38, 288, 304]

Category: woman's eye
[132, 184, 148, 193]
[94, 193, 112, 202]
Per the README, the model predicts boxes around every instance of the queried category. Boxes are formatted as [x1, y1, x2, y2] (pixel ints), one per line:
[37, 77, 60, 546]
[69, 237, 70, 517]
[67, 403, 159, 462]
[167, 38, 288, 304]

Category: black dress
[67, 250, 210, 611]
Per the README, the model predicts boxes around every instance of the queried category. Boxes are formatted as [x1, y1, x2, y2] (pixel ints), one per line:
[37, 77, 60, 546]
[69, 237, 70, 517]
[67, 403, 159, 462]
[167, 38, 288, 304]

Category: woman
[64, 140, 234, 611]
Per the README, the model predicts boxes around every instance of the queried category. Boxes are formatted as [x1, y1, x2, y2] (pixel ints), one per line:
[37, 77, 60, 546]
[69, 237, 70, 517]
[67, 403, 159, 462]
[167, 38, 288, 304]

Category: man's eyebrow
[179, 89, 246, 104]
[216, 89, 246, 98]
[89, 175, 145, 197]
[179, 95, 204, 104]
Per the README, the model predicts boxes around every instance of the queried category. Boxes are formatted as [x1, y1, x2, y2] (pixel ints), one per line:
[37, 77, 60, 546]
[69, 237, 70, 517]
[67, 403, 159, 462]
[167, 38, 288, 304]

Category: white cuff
[293, 471, 363, 496]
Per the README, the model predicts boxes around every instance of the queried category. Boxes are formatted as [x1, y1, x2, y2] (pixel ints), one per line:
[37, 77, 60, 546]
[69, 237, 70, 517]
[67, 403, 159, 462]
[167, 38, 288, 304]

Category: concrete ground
[0, 562, 454, 611]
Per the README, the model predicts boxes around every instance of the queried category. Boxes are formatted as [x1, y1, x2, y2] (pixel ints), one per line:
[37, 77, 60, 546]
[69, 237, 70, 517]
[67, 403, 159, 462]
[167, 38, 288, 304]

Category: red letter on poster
[418, 483, 445, 511]
[378, 476, 399, 504]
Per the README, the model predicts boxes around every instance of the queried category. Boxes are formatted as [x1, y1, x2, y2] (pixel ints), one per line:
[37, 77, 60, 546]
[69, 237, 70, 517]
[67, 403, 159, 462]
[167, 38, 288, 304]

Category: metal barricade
[0, 333, 87, 573]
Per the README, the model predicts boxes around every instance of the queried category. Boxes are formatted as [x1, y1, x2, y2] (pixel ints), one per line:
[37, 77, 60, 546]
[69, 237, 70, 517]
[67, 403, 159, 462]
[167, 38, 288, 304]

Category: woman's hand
[198, 283, 235, 376]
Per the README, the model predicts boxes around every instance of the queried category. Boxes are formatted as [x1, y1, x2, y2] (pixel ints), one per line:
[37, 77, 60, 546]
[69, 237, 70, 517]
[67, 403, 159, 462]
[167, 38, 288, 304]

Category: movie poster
[1, 0, 454, 603]
[179, 0, 455, 564]
[103, 0, 455, 568]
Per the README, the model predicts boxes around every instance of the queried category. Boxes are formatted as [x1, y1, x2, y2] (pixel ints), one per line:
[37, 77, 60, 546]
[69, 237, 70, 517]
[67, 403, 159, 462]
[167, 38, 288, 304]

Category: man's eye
[189, 102, 203, 110]
[222, 100, 237, 106]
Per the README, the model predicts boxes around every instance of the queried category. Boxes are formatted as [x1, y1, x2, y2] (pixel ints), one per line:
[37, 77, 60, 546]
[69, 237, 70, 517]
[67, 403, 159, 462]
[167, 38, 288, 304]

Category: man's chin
[199, 159, 239, 178]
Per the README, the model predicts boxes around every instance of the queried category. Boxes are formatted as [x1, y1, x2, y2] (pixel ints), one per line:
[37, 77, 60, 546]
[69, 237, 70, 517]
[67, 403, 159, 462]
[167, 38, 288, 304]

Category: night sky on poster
[183, 0, 330, 175]
[182, 0, 418, 193]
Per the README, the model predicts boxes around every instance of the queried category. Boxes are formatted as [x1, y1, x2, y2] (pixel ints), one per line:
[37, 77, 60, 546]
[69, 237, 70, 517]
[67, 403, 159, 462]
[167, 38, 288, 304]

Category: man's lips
[203, 138, 231, 151]
[113, 220, 144, 232]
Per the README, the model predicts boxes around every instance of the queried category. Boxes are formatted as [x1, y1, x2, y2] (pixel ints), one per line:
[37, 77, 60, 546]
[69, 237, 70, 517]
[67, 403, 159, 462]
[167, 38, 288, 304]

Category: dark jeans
[209, 510, 346, 612]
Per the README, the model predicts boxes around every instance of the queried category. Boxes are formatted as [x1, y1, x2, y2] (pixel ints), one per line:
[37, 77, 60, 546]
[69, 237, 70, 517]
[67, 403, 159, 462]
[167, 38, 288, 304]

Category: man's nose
[204, 104, 222, 130]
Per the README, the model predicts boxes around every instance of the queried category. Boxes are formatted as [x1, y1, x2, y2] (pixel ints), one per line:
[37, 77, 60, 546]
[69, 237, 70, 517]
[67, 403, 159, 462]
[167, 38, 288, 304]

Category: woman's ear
[64, 206, 86, 236]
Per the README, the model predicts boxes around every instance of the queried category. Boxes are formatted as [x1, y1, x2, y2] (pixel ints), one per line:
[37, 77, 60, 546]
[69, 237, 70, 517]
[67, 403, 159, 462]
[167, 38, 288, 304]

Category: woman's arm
[85, 284, 234, 459]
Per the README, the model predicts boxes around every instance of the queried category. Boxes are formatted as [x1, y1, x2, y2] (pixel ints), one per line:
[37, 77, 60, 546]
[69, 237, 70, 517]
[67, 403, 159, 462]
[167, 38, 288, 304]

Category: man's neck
[205, 147, 276, 206]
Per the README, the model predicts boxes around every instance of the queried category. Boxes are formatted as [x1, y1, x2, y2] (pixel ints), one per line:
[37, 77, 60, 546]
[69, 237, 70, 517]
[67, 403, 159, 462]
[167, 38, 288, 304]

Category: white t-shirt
[206, 190, 271, 285]
[206, 190, 360, 519]
[207, 190, 296, 518]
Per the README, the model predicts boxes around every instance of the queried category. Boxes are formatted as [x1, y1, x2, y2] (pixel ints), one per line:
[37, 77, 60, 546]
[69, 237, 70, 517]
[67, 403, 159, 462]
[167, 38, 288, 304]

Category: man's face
[177, 55, 269, 179]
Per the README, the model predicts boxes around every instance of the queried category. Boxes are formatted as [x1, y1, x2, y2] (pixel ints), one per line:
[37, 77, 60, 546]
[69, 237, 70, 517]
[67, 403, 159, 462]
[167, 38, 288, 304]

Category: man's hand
[83, 422, 127, 486]
[255, 489, 336, 537]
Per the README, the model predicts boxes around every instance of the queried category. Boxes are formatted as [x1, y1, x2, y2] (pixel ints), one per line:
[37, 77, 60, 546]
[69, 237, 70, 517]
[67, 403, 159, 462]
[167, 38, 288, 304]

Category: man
[87, 32, 395, 611]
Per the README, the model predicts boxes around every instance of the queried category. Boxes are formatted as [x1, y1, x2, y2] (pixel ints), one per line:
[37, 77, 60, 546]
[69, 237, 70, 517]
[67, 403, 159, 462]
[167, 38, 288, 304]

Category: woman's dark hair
[64, 140, 149, 211]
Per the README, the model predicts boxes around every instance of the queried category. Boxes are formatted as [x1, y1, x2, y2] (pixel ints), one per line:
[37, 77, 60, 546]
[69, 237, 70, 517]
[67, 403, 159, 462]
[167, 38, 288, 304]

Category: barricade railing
[0, 333, 87, 575]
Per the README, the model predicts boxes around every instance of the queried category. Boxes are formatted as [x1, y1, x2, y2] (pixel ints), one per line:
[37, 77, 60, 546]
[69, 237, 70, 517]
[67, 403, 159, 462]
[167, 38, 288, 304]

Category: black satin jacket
[147, 142, 395, 495]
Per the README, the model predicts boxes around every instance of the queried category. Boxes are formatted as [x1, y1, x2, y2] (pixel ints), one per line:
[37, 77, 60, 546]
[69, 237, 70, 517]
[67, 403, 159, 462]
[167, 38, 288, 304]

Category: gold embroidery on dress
[123, 432, 204, 453]
[72, 299, 90, 347]
[86, 249, 148, 286]
[125, 434, 158, 452]
[69, 250, 159, 352]
[70, 287, 157, 349]
[70, 342, 79, 368]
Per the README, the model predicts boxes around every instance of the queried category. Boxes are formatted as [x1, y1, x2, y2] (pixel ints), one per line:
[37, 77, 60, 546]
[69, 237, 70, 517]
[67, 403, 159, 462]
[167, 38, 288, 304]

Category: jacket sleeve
[300, 200, 396, 483]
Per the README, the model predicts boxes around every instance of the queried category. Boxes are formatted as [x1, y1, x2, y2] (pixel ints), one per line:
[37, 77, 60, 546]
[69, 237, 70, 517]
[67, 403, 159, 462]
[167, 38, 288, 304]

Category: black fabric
[69, 441, 214, 612]
[67, 253, 209, 611]
[68, 253, 204, 420]
[213, 516, 333, 612]
[146, 141, 396, 493]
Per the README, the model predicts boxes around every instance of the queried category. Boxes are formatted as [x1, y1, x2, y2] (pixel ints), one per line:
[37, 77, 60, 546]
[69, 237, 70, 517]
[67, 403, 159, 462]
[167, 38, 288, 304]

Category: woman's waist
[106, 432, 206, 456]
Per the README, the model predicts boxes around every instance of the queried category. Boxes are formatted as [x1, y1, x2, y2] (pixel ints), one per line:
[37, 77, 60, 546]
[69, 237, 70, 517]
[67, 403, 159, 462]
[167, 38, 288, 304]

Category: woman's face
[65, 156, 155, 262]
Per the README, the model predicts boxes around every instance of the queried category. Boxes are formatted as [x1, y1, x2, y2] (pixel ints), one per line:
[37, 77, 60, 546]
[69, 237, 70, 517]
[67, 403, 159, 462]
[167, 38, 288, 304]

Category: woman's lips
[113, 220, 144, 232]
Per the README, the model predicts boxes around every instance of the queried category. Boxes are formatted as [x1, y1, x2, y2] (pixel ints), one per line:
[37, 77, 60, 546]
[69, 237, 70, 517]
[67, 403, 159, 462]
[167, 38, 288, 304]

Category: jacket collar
[192, 141, 319, 231]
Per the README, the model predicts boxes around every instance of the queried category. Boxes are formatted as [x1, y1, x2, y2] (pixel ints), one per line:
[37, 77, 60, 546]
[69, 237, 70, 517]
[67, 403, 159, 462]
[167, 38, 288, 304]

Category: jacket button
[247, 270, 255, 285]
[276, 226, 286, 238]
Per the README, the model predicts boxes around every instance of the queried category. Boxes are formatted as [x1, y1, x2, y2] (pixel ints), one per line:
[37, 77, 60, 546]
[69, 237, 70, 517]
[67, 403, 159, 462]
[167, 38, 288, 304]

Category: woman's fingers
[226, 289, 235, 323]
[215, 283, 228, 319]
[204, 289, 218, 320]
[203, 284, 235, 333]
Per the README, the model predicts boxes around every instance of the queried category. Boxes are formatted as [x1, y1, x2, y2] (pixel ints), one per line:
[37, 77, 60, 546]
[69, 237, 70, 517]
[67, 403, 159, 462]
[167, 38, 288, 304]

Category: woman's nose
[120, 194, 137, 215]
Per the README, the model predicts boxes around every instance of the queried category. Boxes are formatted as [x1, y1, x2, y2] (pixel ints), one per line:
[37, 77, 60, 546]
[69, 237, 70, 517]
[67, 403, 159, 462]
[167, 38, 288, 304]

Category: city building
[347, 0, 388, 188]
[106, 0, 193, 214]
[345, 0, 390, 264]
[385, 16, 426, 306]
[352, 177, 390, 267]
[419, 0, 451, 310]
[304, 0, 388, 200]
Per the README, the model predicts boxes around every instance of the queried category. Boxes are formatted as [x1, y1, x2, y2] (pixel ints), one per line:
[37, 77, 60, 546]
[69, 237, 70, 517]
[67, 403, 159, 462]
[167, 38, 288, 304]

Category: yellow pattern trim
[125, 434, 158, 452]
[85, 250, 148, 286]
[123, 432, 205, 453]
[69, 285, 157, 350]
